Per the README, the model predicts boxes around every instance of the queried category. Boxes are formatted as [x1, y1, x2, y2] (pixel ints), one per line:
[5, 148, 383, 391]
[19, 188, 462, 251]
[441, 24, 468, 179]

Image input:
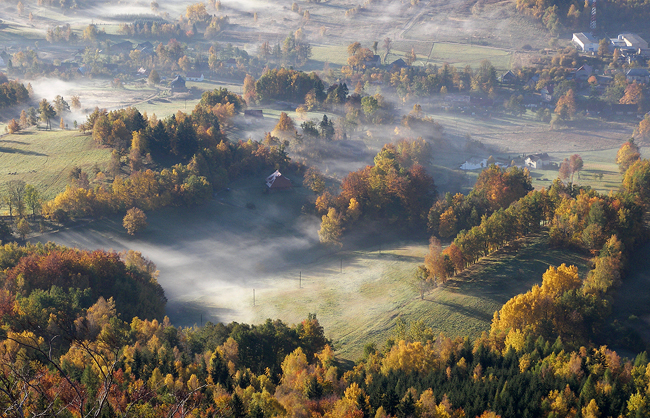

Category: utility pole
[299, 271, 302, 288]
[253, 289, 255, 306]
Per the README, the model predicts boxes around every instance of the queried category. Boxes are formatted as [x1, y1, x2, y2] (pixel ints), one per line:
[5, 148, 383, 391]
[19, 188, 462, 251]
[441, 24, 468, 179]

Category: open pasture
[0, 129, 111, 203]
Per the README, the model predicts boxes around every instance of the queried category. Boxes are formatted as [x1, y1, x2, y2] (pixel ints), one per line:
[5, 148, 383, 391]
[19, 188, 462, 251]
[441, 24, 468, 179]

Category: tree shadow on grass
[423, 297, 493, 322]
[0, 147, 47, 156]
[0, 139, 29, 144]
[444, 233, 590, 305]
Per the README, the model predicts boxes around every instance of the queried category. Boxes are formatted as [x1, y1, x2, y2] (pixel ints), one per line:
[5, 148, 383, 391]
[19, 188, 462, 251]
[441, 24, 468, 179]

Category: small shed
[244, 109, 264, 119]
[266, 170, 292, 190]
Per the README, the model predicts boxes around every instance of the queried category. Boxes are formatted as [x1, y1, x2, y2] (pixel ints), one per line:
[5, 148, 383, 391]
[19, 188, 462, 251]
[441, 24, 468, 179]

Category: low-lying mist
[34, 186, 327, 326]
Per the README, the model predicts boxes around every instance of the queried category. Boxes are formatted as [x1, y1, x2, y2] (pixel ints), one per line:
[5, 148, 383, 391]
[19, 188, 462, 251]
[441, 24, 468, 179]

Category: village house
[525, 153, 551, 169]
[110, 40, 133, 54]
[389, 58, 409, 69]
[541, 85, 554, 102]
[626, 68, 650, 83]
[170, 75, 187, 93]
[574, 64, 593, 82]
[186, 71, 204, 81]
[365, 55, 382, 68]
[500, 70, 517, 84]
[459, 157, 487, 170]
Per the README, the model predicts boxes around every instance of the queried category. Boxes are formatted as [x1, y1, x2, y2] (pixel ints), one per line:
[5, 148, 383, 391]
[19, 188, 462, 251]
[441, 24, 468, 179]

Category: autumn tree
[623, 159, 650, 204]
[4, 179, 26, 218]
[619, 81, 644, 106]
[272, 112, 296, 140]
[405, 48, 417, 66]
[424, 236, 446, 285]
[24, 184, 41, 218]
[382, 37, 392, 63]
[7, 118, 20, 134]
[616, 139, 641, 174]
[318, 207, 343, 246]
[38, 98, 56, 130]
[636, 115, 650, 140]
[15, 217, 30, 240]
[303, 167, 326, 194]
[148, 69, 160, 85]
[569, 154, 583, 182]
[412, 265, 434, 300]
[70, 95, 81, 110]
[123, 207, 147, 235]
[559, 158, 571, 182]
[555, 89, 576, 120]
[598, 38, 608, 57]
[19, 109, 28, 128]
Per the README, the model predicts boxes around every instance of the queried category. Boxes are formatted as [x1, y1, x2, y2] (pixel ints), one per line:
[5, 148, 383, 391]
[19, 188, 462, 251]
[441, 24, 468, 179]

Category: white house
[186, 71, 204, 82]
[572, 33, 598, 52]
[460, 157, 487, 170]
[525, 153, 551, 169]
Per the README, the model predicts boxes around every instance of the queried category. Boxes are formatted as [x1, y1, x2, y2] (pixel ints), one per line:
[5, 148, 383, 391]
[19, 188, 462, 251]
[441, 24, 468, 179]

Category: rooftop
[573, 32, 598, 44]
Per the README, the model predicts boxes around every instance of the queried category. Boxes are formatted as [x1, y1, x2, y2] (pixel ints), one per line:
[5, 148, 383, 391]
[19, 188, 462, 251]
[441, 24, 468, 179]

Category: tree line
[5, 243, 650, 417]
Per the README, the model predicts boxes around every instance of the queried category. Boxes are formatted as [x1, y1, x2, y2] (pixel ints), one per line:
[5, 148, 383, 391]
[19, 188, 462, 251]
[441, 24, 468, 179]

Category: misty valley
[3, 0, 650, 415]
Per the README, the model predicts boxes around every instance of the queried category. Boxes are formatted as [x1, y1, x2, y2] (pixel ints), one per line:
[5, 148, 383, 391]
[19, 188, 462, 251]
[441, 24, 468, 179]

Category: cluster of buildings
[459, 153, 553, 171]
[572, 32, 650, 67]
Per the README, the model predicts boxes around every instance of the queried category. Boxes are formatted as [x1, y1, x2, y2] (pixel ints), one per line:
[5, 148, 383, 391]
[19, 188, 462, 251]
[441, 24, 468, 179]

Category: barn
[265, 170, 292, 190]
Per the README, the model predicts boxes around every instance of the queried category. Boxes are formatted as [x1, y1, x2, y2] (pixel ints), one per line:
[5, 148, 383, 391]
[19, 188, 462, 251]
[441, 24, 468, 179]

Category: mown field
[0, 129, 112, 204]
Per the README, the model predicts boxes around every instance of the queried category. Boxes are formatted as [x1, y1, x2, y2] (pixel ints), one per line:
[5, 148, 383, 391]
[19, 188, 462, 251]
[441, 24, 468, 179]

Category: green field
[252, 232, 589, 359]
[309, 42, 512, 71]
[0, 129, 111, 205]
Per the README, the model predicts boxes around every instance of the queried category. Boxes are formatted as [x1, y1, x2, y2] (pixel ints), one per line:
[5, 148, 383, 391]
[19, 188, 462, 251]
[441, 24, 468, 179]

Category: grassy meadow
[0, 128, 111, 203]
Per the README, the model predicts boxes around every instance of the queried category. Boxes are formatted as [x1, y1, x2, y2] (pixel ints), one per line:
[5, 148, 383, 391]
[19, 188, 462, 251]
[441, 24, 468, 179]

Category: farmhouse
[574, 64, 593, 81]
[136, 41, 154, 51]
[265, 170, 292, 190]
[460, 157, 488, 170]
[111, 40, 133, 54]
[626, 68, 650, 83]
[170, 75, 187, 93]
[525, 153, 551, 169]
[366, 55, 382, 68]
[572, 33, 598, 52]
[541, 85, 554, 102]
[500, 70, 516, 84]
[186, 71, 204, 81]
[389, 58, 409, 69]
